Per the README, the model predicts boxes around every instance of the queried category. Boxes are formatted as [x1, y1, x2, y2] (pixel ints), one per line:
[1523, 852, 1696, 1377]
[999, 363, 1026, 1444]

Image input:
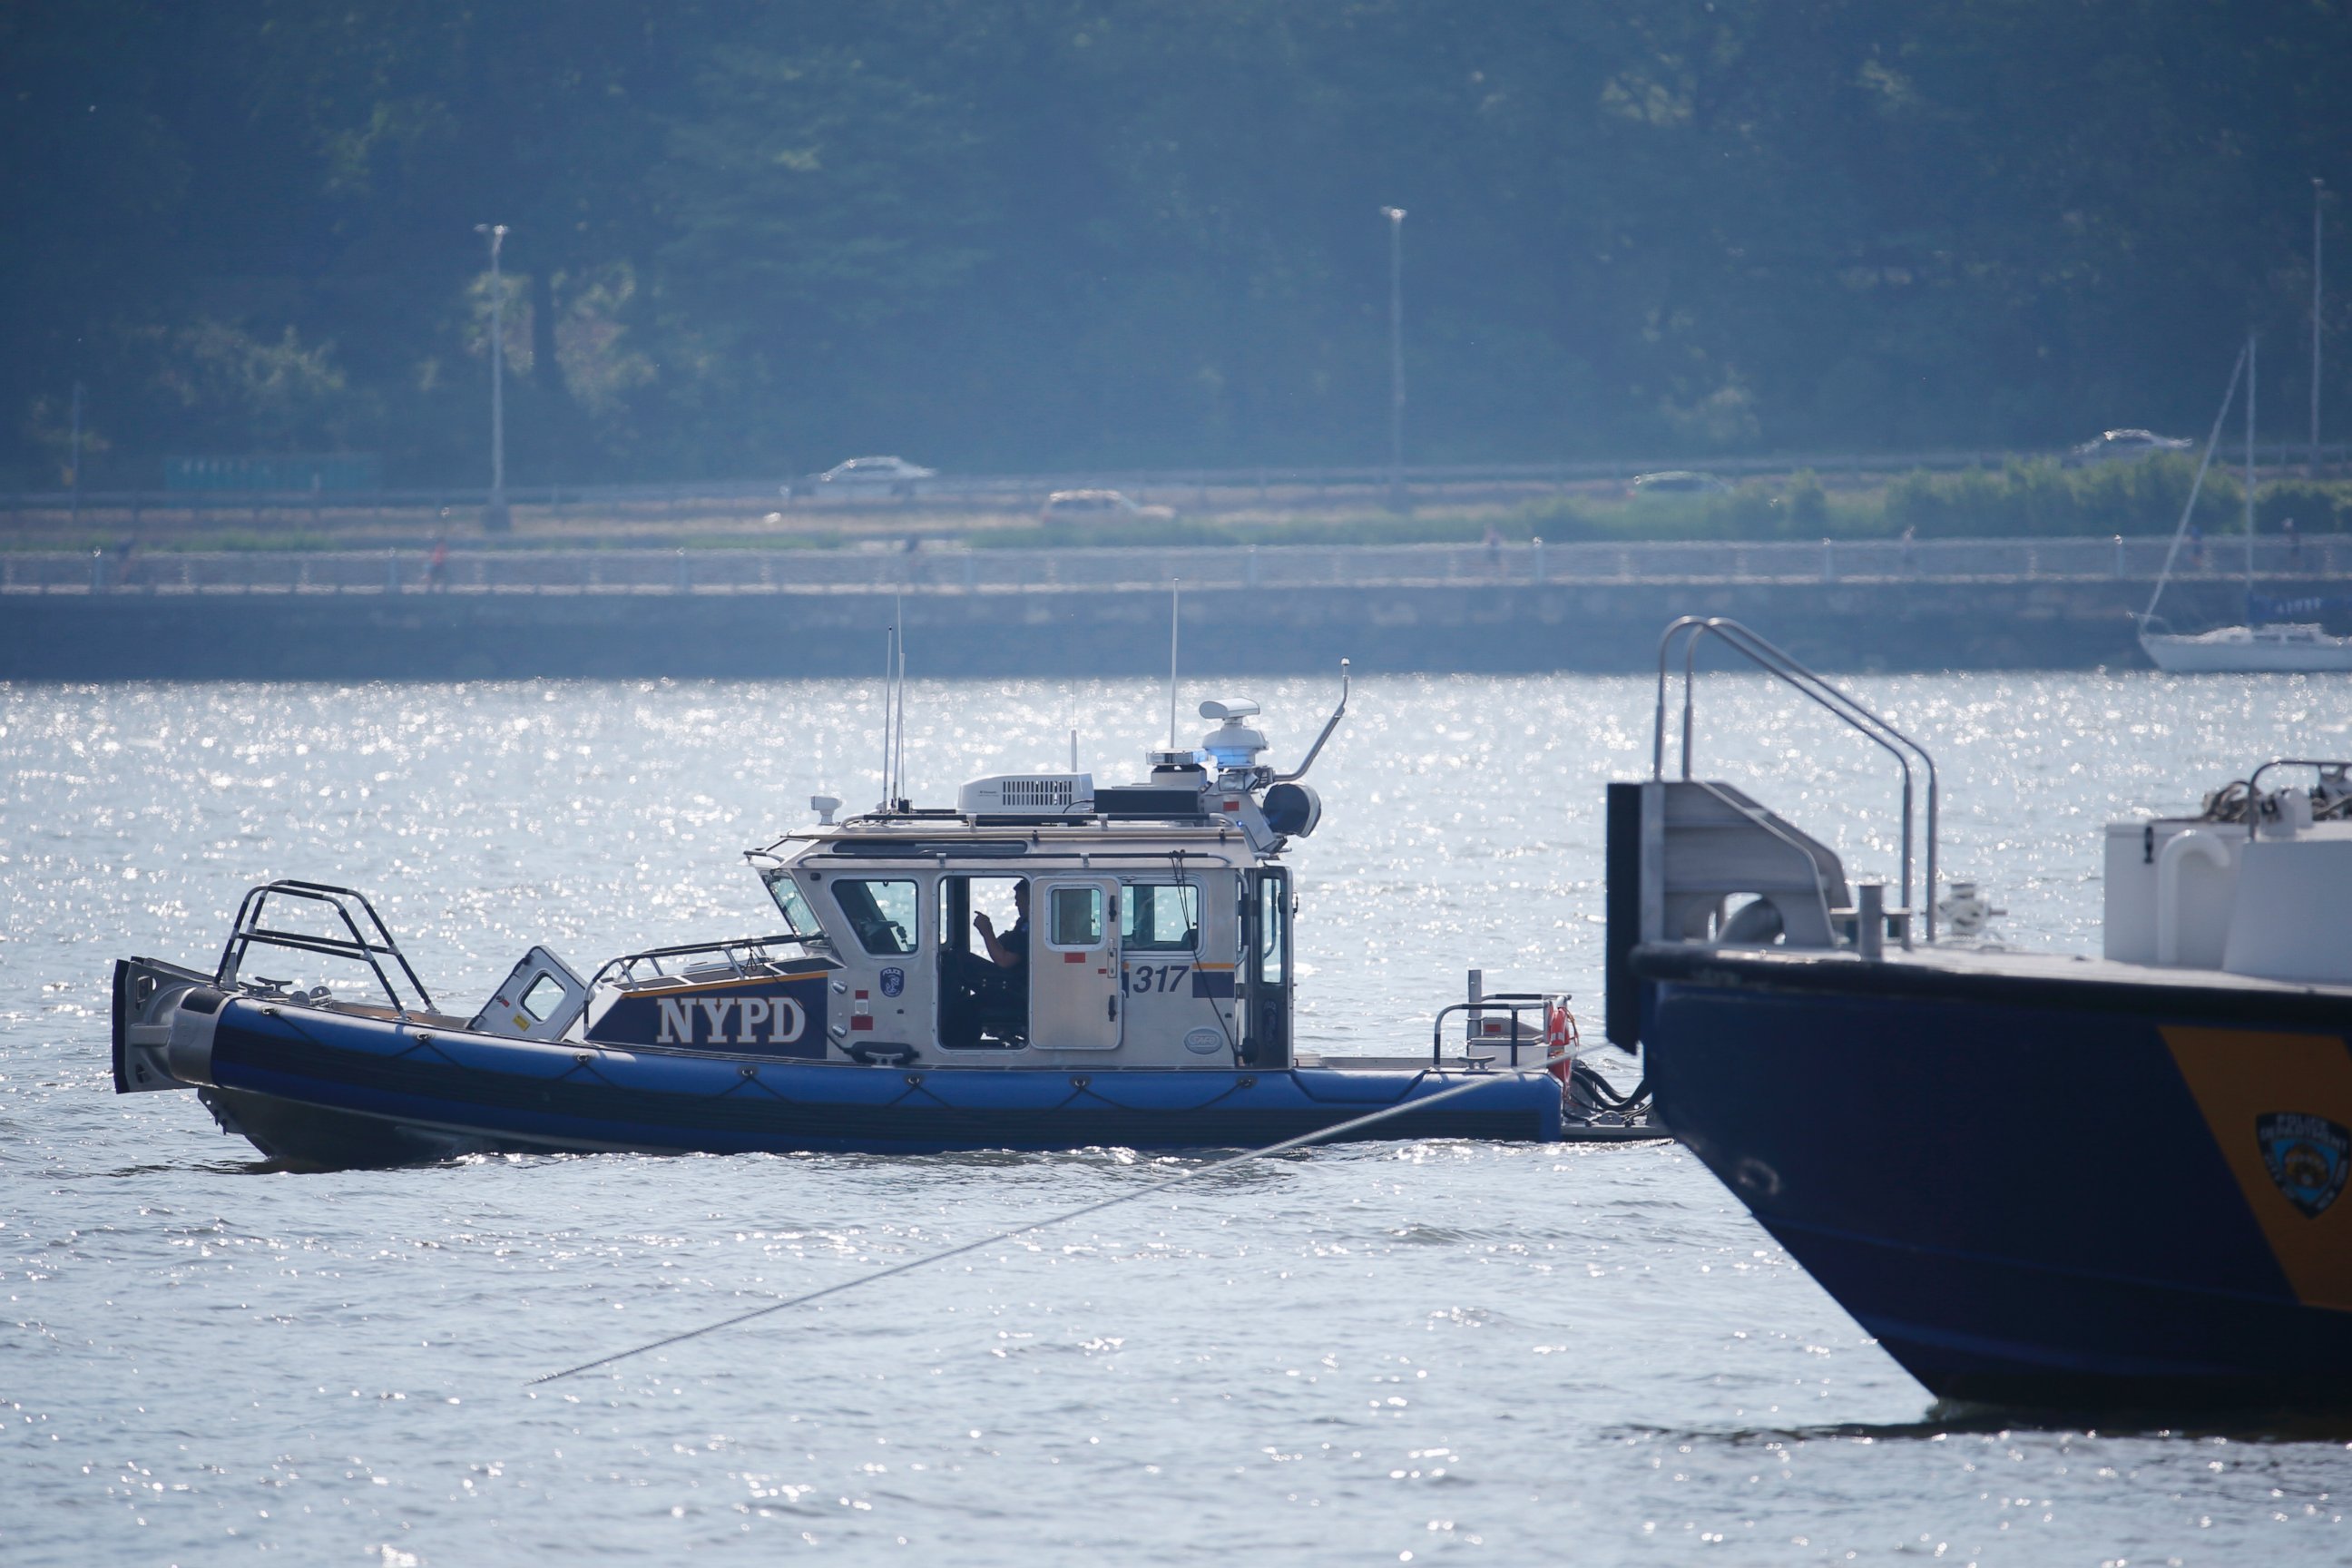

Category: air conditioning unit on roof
[958, 773, 1095, 817]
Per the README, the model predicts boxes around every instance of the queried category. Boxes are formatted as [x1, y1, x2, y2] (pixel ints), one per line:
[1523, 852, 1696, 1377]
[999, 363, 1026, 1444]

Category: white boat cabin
[739, 696, 1337, 1071]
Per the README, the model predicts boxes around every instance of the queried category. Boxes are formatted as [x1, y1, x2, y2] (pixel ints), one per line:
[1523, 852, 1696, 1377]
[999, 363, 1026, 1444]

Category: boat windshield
[1122, 881, 1200, 952]
[835, 878, 921, 955]
[760, 869, 823, 938]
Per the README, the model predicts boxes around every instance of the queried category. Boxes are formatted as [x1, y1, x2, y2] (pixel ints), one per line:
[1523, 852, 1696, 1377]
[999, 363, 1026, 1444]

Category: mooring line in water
[528, 1071, 1541, 1387]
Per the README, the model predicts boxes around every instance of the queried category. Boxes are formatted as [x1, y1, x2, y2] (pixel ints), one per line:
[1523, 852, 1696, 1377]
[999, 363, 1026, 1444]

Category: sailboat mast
[2140, 340, 2249, 632]
[2246, 334, 2258, 593]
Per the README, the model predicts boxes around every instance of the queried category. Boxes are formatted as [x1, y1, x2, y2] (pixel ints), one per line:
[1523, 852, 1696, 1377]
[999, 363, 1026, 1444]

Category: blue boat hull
[186, 996, 1565, 1165]
[1633, 946, 2352, 1411]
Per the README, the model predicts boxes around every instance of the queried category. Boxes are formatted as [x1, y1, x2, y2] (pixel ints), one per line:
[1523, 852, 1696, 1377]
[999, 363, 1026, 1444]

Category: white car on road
[1038, 489, 1176, 524]
[1630, 470, 1732, 497]
[786, 456, 937, 500]
[2063, 429, 2192, 466]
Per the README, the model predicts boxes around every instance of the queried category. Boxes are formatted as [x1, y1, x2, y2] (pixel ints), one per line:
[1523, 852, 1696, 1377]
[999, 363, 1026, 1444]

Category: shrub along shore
[983, 456, 2352, 551]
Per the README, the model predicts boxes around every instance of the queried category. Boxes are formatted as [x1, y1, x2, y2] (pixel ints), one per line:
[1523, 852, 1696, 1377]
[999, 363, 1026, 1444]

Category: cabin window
[1121, 882, 1200, 952]
[761, 870, 822, 938]
[833, 878, 919, 955]
[1257, 876, 1287, 985]
[1046, 885, 1104, 947]
[518, 973, 566, 1023]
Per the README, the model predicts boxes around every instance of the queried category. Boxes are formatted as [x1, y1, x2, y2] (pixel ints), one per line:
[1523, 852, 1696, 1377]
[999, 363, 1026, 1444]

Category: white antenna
[1167, 578, 1181, 750]
[1070, 728, 1078, 771]
[877, 623, 895, 808]
[893, 593, 909, 807]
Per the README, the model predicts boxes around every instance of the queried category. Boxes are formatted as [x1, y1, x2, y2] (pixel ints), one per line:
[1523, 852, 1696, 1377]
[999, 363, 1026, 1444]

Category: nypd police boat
[112, 673, 1650, 1167]
[1613, 616, 2352, 1412]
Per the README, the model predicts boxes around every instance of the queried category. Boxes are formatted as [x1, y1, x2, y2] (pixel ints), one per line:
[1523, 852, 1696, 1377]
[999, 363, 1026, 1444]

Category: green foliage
[1512, 477, 1873, 542]
[2257, 481, 2352, 534]
[5, 2, 2351, 486]
[1784, 471, 1830, 531]
[1484, 463, 2352, 546]
[972, 512, 1534, 551]
[1881, 455, 2244, 537]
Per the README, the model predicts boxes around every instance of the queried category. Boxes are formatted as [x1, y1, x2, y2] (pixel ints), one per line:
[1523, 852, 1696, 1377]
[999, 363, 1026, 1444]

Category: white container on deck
[2221, 827, 2352, 986]
[2102, 821, 2242, 969]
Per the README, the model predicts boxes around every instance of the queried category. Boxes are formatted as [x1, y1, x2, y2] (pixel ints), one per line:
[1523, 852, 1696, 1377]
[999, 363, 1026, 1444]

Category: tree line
[5, 1, 2347, 489]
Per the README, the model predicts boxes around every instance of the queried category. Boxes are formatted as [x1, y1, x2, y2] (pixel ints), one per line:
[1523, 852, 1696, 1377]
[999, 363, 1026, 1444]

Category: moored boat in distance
[1612, 615, 2352, 1413]
[2137, 334, 2352, 674]
[113, 667, 1654, 1167]
[2140, 621, 2352, 673]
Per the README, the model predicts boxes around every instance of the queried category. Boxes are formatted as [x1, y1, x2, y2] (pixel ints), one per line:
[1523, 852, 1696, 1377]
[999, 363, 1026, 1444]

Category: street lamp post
[2314, 178, 2327, 475]
[1381, 206, 1406, 508]
[475, 222, 511, 530]
[68, 379, 83, 527]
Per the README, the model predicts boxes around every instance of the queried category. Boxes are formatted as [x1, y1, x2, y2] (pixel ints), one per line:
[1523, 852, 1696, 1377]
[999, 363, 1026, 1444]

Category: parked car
[1038, 488, 1176, 524]
[783, 456, 937, 500]
[1630, 470, 1732, 497]
[2063, 428, 2192, 466]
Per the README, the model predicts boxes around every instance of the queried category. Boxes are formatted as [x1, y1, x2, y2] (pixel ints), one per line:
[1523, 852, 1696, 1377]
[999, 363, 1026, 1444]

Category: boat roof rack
[587, 933, 818, 991]
[215, 879, 436, 1017]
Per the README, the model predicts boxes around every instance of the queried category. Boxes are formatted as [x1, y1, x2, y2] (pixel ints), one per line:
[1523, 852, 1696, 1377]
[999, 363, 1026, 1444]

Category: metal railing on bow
[1654, 616, 1942, 942]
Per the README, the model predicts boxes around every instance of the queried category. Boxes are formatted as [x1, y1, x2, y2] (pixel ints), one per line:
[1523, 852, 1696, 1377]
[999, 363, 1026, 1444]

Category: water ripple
[4, 673, 2347, 1563]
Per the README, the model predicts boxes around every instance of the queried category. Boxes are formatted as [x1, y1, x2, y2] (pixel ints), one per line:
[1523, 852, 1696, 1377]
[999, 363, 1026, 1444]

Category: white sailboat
[2139, 336, 2352, 672]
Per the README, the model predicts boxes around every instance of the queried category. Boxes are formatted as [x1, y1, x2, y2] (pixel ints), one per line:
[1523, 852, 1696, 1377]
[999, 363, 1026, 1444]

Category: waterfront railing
[5, 535, 2345, 595]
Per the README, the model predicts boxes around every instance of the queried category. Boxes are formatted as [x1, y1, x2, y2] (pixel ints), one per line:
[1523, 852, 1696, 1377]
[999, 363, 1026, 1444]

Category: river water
[5, 671, 2348, 1564]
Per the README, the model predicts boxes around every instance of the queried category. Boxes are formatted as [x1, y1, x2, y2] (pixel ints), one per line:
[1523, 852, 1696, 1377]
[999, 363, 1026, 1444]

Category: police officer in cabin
[944, 879, 1031, 1044]
[974, 880, 1031, 982]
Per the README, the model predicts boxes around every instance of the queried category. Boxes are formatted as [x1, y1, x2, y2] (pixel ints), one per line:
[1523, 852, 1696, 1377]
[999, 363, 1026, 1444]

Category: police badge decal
[878, 967, 905, 998]
[2257, 1112, 2352, 1219]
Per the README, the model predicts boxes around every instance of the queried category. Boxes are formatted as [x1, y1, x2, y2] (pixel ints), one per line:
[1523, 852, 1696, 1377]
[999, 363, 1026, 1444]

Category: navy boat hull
[170, 993, 1566, 1167]
[1633, 946, 2352, 1410]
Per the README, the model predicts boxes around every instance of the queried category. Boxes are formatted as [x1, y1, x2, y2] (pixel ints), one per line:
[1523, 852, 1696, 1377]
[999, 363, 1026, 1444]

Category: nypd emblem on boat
[2258, 1112, 2351, 1219]
[879, 967, 905, 998]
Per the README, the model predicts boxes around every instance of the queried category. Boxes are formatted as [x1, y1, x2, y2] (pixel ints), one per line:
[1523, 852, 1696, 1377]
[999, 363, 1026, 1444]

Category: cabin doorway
[937, 875, 1026, 1048]
[1241, 869, 1291, 1068]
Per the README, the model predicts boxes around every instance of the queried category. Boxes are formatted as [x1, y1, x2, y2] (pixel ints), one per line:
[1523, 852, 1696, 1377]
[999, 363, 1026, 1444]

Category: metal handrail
[587, 933, 818, 992]
[2239, 759, 2352, 840]
[1654, 617, 1942, 940]
[215, 880, 435, 1017]
[1427, 994, 1559, 1070]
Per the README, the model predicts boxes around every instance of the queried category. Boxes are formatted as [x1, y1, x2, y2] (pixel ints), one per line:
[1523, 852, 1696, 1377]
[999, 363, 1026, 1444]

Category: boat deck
[1634, 939, 2352, 1026]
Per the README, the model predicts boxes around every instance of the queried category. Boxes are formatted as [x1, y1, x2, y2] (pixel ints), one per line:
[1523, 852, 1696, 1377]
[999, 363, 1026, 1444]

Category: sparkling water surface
[5, 671, 2350, 1564]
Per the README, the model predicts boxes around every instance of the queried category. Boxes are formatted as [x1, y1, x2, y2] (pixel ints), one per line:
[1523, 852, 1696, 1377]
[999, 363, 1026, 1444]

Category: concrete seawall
[3, 573, 2317, 679]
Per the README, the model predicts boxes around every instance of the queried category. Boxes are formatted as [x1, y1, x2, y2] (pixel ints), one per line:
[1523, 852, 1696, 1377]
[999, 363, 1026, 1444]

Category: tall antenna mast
[1167, 578, 1181, 750]
[893, 593, 909, 807]
[877, 624, 895, 808]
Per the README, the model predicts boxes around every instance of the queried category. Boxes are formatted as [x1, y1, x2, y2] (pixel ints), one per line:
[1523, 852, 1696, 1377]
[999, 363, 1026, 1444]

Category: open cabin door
[1031, 878, 1122, 1050]
[468, 946, 590, 1041]
[1241, 869, 1291, 1068]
